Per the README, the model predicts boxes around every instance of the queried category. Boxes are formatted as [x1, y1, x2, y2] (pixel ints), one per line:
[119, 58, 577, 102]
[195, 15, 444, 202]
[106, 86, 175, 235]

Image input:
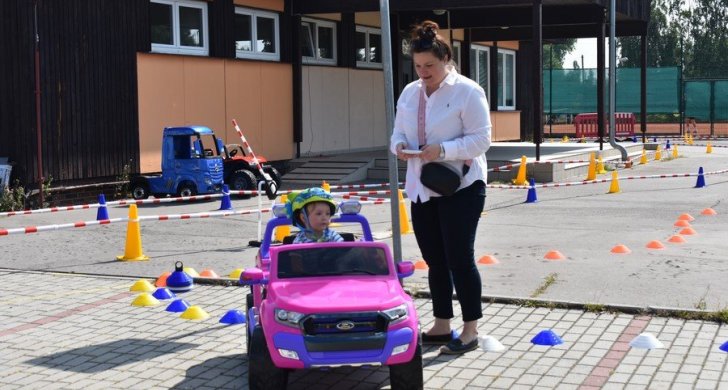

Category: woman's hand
[396, 143, 416, 161]
[419, 144, 441, 162]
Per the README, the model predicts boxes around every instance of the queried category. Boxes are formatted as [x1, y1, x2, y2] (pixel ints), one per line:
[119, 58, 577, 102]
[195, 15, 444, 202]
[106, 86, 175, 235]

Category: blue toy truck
[130, 126, 225, 199]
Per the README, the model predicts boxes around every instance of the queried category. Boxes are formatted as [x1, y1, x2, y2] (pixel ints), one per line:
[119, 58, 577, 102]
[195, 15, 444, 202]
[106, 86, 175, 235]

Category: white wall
[300, 67, 386, 155]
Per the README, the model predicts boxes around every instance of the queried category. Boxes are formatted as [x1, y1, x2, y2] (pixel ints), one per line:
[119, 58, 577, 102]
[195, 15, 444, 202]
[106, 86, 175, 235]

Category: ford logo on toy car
[335, 320, 355, 331]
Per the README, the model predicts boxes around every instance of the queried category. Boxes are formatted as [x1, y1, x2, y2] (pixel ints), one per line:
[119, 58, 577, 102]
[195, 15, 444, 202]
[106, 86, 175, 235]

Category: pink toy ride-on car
[240, 200, 423, 389]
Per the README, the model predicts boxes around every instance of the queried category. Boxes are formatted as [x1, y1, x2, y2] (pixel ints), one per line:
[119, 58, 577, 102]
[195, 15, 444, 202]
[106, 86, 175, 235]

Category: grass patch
[584, 303, 606, 313]
[530, 273, 558, 298]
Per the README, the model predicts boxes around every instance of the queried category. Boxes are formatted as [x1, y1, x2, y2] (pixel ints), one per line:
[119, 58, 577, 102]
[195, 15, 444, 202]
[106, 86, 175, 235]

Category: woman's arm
[441, 87, 492, 160]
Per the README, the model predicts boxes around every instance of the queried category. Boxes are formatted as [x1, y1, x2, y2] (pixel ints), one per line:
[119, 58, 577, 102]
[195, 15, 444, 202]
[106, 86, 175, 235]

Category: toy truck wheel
[248, 326, 289, 390]
[176, 182, 197, 197]
[230, 169, 258, 194]
[131, 180, 150, 200]
[388, 339, 423, 390]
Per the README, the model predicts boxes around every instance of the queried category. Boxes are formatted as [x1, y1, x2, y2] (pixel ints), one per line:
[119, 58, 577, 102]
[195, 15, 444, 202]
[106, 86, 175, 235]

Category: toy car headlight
[204, 177, 212, 185]
[272, 204, 288, 218]
[339, 200, 361, 215]
[275, 308, 305, 327]
[382, 304, 408, 325]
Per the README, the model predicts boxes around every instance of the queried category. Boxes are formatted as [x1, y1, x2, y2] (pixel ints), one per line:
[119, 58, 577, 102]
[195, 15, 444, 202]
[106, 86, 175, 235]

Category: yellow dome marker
[131, 293, 160, 307]
[180, 305, 210, 320]
[130, 279, 155, 292]
[229, 268, 245, 279]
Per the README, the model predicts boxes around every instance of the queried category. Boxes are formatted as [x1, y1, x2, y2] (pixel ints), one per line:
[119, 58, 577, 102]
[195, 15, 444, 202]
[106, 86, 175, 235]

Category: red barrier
[574, 113, 635, 139]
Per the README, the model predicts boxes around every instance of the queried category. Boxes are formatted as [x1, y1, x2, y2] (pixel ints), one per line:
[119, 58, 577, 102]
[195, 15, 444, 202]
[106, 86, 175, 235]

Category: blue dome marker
[720, 341, 728, 353]
[219, 309, 247, 325]
[165, 299, 191, 313]
[531, 329, 564, 346]
[152, 287, 176, 300]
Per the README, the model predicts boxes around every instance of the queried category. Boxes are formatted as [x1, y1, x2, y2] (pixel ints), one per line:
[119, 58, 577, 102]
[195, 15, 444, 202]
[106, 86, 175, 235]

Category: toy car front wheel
[389, 337, 423, 390]
[264, 166, 282, 188]
[248, 326, 289, 390]
[131, 180, 150, 200]
[177, 182, 197, 197]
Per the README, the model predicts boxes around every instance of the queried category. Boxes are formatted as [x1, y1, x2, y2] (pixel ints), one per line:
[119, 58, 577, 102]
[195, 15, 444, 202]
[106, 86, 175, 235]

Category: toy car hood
[267, 278, 408, 313]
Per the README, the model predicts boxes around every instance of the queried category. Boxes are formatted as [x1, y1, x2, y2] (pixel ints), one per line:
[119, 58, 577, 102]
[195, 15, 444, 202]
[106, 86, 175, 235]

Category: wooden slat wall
[0, 0, 147, 186]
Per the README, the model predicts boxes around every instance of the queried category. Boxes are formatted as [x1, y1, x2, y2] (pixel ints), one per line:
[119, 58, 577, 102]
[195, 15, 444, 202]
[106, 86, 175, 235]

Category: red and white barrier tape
[332, 190, 391, 197]
[328, 182, 402, 190]
[672, 143, 728, 149]
[0, 207, 272, 237]
[340, 195, 388, 201]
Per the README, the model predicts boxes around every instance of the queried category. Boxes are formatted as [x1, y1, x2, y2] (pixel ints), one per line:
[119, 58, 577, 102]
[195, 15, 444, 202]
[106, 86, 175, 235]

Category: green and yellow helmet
[286, 187, 337, 228]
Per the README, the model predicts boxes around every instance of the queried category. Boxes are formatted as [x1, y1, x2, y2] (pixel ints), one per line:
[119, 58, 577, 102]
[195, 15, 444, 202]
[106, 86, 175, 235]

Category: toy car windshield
[277, 246, 389, 278]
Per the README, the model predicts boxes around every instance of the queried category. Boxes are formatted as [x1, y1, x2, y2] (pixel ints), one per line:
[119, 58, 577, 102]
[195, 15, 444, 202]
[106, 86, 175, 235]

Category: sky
[561, 38, 612, 69]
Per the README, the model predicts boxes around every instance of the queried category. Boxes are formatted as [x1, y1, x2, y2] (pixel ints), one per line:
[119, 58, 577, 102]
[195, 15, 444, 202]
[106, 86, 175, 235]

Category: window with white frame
[497, 49, 516, 110]
[355, 26, 382, 68]
[301, 18, 336, 65]
[234, 8, 279, 61]
[469, 44, 490, 102]
[451, 41, 461, 70]
[150, 0, 208, 56]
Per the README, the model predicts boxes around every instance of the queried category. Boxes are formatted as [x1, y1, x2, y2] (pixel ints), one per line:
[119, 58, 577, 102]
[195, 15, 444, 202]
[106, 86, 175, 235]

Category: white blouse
[390, 67, 492, 203]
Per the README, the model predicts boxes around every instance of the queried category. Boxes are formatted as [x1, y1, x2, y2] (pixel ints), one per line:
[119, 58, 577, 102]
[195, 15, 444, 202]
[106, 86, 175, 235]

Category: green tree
[543, 39, 577, 69]
[618, 0, 681, 68]
[686, 0, 728, 78]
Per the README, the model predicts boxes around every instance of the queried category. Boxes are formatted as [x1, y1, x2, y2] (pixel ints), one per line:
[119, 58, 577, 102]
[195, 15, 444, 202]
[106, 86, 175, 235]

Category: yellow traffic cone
[596, 154, 606, 174]
[608, 171, 620, 193]
[512, 156, 527, 185]
[562, 135, 569, 143]
[397, 189, 413, 235]
[586, 152, 596, 180]
[706, 142, 713, 154]
[274, 194, 291, 242]
[117, 204, 149, 261]
[321, 180, 330, 193]
[639, 149, 648, 165]
[672, 144, 679, 159]
[688, 133, 694, 145]
[654, 145, 662, 161]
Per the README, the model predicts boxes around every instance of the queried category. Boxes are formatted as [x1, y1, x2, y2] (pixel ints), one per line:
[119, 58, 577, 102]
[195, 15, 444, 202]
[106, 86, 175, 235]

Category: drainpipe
[609, 0, 628, 161]
[34, 0, 45, 205]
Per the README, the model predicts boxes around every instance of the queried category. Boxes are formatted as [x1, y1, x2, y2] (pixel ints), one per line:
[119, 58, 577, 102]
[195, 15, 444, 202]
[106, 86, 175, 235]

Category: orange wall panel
[138, 54, 293, 173]
[234, 0, 283, 12]
[491, 111, 521, 141]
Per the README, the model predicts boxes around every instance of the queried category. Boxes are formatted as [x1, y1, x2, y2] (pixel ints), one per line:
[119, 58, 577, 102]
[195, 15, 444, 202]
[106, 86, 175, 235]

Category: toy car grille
[302, 312, 387, 335]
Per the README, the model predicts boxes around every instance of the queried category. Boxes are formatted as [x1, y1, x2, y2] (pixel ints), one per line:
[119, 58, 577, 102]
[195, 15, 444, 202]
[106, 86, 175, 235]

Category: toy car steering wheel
[229, 148, 238, 157]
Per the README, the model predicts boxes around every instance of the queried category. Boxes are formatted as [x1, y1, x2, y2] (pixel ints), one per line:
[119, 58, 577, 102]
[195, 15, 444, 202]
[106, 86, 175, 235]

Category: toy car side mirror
[396, 262, 415, 279]
[240, 267, 267, 285]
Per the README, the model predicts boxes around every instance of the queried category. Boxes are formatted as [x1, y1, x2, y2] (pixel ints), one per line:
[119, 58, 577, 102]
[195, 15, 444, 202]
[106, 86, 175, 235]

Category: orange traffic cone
[398, 189, 414, 235]
[117, 204, 149, 261]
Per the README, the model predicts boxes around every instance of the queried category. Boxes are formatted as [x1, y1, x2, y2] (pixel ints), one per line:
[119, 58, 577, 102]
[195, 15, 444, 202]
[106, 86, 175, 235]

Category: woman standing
[390, 21, 491, 355]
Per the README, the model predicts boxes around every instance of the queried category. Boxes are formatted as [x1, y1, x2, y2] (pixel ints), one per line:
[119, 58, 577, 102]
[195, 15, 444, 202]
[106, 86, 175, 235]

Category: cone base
[117, 254, 150, 261]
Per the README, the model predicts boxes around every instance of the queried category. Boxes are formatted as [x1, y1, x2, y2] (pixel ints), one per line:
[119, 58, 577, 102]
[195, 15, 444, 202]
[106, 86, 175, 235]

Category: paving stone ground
[1, 271, 726, 389]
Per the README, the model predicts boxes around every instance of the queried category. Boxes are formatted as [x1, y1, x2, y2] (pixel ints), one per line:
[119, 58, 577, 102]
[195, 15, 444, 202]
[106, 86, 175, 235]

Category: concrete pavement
[1, 140, 728, 388]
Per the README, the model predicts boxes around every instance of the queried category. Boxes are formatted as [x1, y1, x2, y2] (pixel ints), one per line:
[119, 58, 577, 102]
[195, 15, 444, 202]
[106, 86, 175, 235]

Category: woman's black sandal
[439, 338, 479, 355]
[421, 330, 456, 345]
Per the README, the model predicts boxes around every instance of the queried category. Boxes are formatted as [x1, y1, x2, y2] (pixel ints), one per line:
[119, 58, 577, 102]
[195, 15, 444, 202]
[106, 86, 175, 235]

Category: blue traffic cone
[219, 309, 246, 325]
[165, 299, 191, 312]
[720, 340, 728, 352]
[218, 184, 233, 210]
[665, 139, 671, 150]
[152, 287, 176, 300]
[166, 261, 194, 293]
[96, 194, 109, 221]
[632, 136, 638, 143]
[525, 178, 537, 203]
[653, 137, 657, 142]
[531, 329, 564, 346]
[695, 167, 706, 188]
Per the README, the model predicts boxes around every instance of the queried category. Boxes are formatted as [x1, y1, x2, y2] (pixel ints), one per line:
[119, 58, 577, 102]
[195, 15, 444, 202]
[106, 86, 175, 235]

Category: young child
[287, 187, 344, 244]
